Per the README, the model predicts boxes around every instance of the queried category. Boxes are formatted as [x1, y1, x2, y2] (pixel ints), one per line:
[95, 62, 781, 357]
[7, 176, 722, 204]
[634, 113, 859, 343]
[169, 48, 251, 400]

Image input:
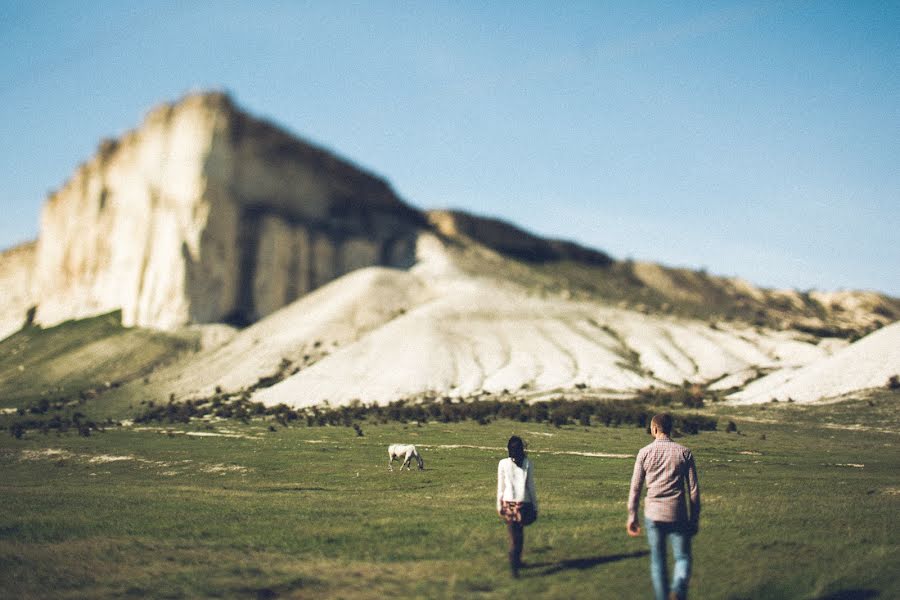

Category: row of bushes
[133, 394, 717, 434]
[12, 392, 92, 417]
[8, 412, 103, 438]
[633, 382, 722, 408]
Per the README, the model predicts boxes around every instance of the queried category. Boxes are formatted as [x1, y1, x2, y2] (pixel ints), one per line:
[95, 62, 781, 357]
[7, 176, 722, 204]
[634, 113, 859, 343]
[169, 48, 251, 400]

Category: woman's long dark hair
[507, 435, 526, 467]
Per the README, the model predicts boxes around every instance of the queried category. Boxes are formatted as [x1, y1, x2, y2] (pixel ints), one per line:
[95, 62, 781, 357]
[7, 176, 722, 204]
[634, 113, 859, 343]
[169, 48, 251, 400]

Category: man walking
[627, 413, 701, 600]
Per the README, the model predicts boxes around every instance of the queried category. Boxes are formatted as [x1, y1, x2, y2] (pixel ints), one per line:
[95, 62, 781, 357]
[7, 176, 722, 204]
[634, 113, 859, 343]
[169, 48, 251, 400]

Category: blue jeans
[645, 517, 692, 600]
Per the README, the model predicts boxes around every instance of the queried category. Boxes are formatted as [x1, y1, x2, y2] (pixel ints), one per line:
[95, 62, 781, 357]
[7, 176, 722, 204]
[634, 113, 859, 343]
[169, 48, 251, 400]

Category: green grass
[2, 402, 898, 599]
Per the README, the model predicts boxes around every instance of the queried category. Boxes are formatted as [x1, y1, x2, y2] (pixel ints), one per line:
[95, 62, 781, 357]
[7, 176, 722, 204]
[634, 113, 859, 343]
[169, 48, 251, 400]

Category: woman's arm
[497, 460, 505, 513]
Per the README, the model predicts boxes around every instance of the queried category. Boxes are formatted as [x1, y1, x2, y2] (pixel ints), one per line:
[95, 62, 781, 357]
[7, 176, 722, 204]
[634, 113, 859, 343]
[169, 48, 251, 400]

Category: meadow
[2, 396, 898, 599]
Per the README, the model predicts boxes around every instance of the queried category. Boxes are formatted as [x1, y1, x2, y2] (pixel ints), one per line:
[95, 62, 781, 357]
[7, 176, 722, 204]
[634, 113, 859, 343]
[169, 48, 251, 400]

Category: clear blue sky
[1, 1, 897, 295]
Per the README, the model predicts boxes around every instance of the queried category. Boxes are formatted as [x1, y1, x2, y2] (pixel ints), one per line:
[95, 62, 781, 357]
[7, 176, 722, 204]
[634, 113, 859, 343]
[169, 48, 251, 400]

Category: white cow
[388, 444, 424, 471]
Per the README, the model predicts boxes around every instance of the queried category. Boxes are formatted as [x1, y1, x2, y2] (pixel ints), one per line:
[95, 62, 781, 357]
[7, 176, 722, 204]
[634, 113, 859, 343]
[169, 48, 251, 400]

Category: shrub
[888, 375, 900, 390]
[725, 421, 737, 433]
[635, 382, 706, 408]
[8, 414, 101, 438]
[130, 391, 715, 434]
[551, 413, 569, 428]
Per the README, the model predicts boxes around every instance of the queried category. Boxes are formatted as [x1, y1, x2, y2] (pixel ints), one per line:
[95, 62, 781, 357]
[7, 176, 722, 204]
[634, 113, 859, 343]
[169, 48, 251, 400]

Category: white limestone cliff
[0, 241, 37, 340]
[26, 93, 422, 330]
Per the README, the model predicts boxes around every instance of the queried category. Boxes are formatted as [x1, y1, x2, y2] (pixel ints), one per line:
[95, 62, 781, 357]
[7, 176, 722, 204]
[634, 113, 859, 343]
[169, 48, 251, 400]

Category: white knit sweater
[496, 457, 538, 513]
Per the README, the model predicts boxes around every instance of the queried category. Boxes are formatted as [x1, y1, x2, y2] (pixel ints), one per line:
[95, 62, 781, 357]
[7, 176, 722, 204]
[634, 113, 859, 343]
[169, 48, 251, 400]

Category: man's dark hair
[651, 413, 673, 435]
[508, 435, 526, 467]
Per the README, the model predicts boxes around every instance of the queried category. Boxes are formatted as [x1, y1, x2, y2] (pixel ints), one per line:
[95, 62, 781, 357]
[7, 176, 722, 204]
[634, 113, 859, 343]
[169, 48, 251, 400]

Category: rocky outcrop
[28, 93, 424, 330]
[427, 209, 613, 265]
[0, 241, 37, 340]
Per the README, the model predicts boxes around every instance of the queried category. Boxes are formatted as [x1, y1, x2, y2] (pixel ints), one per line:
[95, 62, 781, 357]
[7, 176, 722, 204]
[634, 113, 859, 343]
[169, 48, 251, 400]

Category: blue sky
[1, 1, 897, 295]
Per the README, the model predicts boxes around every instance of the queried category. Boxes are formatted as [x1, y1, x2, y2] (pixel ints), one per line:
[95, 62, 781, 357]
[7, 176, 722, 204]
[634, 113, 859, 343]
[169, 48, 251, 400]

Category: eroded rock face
[0, 241, 37, 340]
[28, 93, 424, 330]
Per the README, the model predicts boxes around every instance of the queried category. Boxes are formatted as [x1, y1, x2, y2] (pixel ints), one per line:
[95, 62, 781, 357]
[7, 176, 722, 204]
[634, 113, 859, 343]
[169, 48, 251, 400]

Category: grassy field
[2, 397, 898, 599]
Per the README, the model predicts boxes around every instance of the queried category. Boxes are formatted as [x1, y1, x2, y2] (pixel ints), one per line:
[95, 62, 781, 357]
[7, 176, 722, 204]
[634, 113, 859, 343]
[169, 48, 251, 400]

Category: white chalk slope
[153, 233, 876, 408]
[151, 266, 431, 397]
[244, 235, 838, 407]
[728, 321, 900, 404]
[251, 279, 835, 407]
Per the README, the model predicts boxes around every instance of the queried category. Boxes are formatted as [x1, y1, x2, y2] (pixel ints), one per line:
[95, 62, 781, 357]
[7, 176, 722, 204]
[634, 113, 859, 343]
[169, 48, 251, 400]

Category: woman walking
[497, 435, 538, 578]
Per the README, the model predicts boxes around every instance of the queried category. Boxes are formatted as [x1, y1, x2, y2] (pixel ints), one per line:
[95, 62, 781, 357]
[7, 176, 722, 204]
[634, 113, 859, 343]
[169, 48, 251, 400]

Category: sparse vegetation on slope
[432, 216, 899, 338]
[0, 310, 198, 409]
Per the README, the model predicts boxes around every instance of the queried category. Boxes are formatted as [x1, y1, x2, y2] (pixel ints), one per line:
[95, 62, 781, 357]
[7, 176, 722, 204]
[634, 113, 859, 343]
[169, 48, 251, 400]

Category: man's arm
[686, 451, 700, 533]
[626, 450, 645, 536]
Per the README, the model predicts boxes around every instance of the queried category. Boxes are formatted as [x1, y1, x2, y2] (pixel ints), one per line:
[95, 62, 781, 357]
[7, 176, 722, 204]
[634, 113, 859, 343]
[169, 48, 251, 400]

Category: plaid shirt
[628, 436, 700, 524]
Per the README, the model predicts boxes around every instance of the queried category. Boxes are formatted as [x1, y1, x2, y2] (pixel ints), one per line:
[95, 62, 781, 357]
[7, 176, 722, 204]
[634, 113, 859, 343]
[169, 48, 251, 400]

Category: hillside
[426, 210, 898, 338]
[85, 232, 845, 410]
[0, 312, 198, 410]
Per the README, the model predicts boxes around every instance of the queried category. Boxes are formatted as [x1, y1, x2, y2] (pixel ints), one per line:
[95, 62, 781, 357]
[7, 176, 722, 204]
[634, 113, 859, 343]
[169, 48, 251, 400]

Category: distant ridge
[427, 209, 613, 266]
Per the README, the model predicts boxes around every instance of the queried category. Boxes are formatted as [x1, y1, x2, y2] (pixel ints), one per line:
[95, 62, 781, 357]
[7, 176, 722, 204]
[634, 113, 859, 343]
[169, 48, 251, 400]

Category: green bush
[131, 392, 715, 434]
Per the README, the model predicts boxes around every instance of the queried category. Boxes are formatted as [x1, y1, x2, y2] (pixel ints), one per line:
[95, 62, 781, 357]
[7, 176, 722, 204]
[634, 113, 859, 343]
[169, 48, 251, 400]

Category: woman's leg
[507, 522, 524, 577]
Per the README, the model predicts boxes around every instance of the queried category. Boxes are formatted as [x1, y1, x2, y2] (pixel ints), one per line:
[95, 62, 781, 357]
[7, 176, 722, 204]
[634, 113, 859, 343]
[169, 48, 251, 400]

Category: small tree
[22, 305, 37, 329]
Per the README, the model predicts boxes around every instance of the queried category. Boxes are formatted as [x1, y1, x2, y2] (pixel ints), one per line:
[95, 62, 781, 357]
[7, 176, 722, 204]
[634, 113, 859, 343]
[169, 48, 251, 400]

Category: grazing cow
[388, 444, 424, 471]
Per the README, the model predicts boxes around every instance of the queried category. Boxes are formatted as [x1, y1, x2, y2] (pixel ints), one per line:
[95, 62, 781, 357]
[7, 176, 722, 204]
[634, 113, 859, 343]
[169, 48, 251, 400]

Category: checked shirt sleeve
[628, 448, 646, 522]
[686, 451, 700, 522]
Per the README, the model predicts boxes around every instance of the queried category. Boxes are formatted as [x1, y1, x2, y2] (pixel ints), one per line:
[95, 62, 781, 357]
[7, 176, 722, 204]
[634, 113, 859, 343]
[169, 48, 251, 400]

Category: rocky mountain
[1, 92, 897, 406]
[1, 92, 424, 339]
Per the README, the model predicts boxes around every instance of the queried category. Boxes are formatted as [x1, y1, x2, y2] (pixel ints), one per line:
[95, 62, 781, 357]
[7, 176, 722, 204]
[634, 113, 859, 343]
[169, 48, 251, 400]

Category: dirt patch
[15, 448, 249, 476]
[87, 454, 134, 463]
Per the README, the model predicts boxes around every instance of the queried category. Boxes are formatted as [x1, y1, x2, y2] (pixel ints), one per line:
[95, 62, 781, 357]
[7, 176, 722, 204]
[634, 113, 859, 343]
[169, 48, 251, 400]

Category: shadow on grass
[246, 576, 322, 599]
[814, 590, 879, 600]
[731, 587, 879, 600]
[251, 486, 328, 492]
[524, 550, 649, 576]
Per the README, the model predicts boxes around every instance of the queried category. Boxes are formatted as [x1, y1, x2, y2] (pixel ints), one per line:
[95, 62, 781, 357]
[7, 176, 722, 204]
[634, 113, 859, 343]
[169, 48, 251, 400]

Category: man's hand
[626, 519, 641, 537]
[687, 519, 699, 536]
